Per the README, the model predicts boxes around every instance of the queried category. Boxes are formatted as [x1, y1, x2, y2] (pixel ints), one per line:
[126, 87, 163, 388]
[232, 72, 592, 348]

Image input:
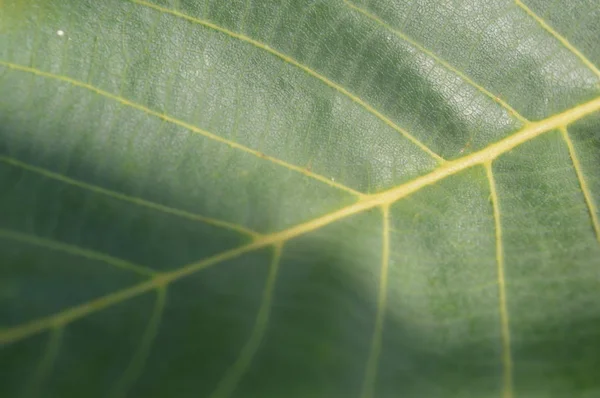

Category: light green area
[0, 0, 599, 397]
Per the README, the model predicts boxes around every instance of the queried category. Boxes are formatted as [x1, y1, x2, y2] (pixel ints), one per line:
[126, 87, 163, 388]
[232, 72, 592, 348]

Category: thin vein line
[130, 0, 445, 163]
[21, 326, 63, 398]
[485, 162, 513, 398]
[343, 0, 529, 124]
[209, 243, 283, 398]
[560, 127, 600, 243]
[0, 228, 156, 277]
[0, 61, 364, 198]
[0, 155, 260, 239]
[515, 0, 600, 79]
[109, 286, 168, 398]
[360, 205, 390, 398]
[2, 95, 599, 345]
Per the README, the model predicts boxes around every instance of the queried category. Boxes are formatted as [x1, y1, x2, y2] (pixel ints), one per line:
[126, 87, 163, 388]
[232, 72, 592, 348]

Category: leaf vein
[130, 0, 445, 163]
[360, 205, 390, 398]
[343, 0, 529, 123]
[0, 154, 259, 240]
[108, 286, 168, 398]
[20, 326, 63, 398]
[0, 228, 156, 277]
[485, 162, 514, 398]
[515, 0, 600, 78]
[560, 127, 600, 244]
[1, 95, 598, 345]
[0, 61, 363, 199]
[209, 243, 283, 398]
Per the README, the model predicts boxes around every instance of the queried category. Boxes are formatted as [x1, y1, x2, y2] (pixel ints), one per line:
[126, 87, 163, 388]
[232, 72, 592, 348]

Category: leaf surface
[1, 1, 600, 397]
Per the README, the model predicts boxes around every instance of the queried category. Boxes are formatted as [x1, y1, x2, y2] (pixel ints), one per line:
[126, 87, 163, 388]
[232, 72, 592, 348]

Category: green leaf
[1, 0, 599, 397]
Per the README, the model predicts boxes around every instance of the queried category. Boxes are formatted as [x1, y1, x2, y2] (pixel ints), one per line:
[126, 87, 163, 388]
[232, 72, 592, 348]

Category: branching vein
[0, 228, 156, 277]
[560, 127, 600, 244]
[0, 155, 258, 239]
[21, 326, 63, 398]
[343, 0, 529, 123]
[209, 243, 283, 398]
[0, 61, 364, 198]
[515, 0, 600, 78]
[130, 0, 445, 163]
[360, 205, 390, 398]
[485, 162, 514, 398]
[109, 286, 167, 398]
[1, 95, 599, 346]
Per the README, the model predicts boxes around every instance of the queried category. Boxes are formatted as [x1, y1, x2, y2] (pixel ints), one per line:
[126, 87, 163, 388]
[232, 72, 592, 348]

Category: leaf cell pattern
[1, 0, 599, 397]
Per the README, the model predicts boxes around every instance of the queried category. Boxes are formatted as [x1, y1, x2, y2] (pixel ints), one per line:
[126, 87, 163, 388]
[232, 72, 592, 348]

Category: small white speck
[331, 177, 335, 182]
[57, 30, 65, 36]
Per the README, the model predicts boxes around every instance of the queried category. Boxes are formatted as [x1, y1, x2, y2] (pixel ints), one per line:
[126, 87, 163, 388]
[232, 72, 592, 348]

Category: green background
[1, 0, 599, 397]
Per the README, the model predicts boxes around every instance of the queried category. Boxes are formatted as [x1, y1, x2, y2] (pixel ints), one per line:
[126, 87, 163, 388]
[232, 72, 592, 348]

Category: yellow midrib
[246, 95, 600, 247]
[2, 95, 599, 345]
[1, 1, 599, 395]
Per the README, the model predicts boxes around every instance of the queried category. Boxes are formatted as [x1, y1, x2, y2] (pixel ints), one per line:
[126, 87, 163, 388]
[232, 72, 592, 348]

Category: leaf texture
[1, 1, 599, 397]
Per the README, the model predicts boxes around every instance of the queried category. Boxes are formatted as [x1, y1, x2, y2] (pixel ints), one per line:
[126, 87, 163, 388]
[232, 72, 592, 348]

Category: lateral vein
[485, 162, 514, 398]
[343, 0, 529, 123]
[0, 61, 364, 198]
[130, 0, 445, 163]
[515, 0, 600, 78]
[1, 91, 598, 345]
[360, 205, 390, 398]
[0, 228, 156, 277]
[561, 127, 600, 244]
[209, 243, 283, 398]
[109, 286, 168, 398]
[0, 155, 259, 239]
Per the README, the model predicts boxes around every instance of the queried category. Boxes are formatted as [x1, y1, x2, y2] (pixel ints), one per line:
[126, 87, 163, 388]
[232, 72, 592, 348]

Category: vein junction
[1, 95, 599, 345]
[2, 3, 600, 395]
